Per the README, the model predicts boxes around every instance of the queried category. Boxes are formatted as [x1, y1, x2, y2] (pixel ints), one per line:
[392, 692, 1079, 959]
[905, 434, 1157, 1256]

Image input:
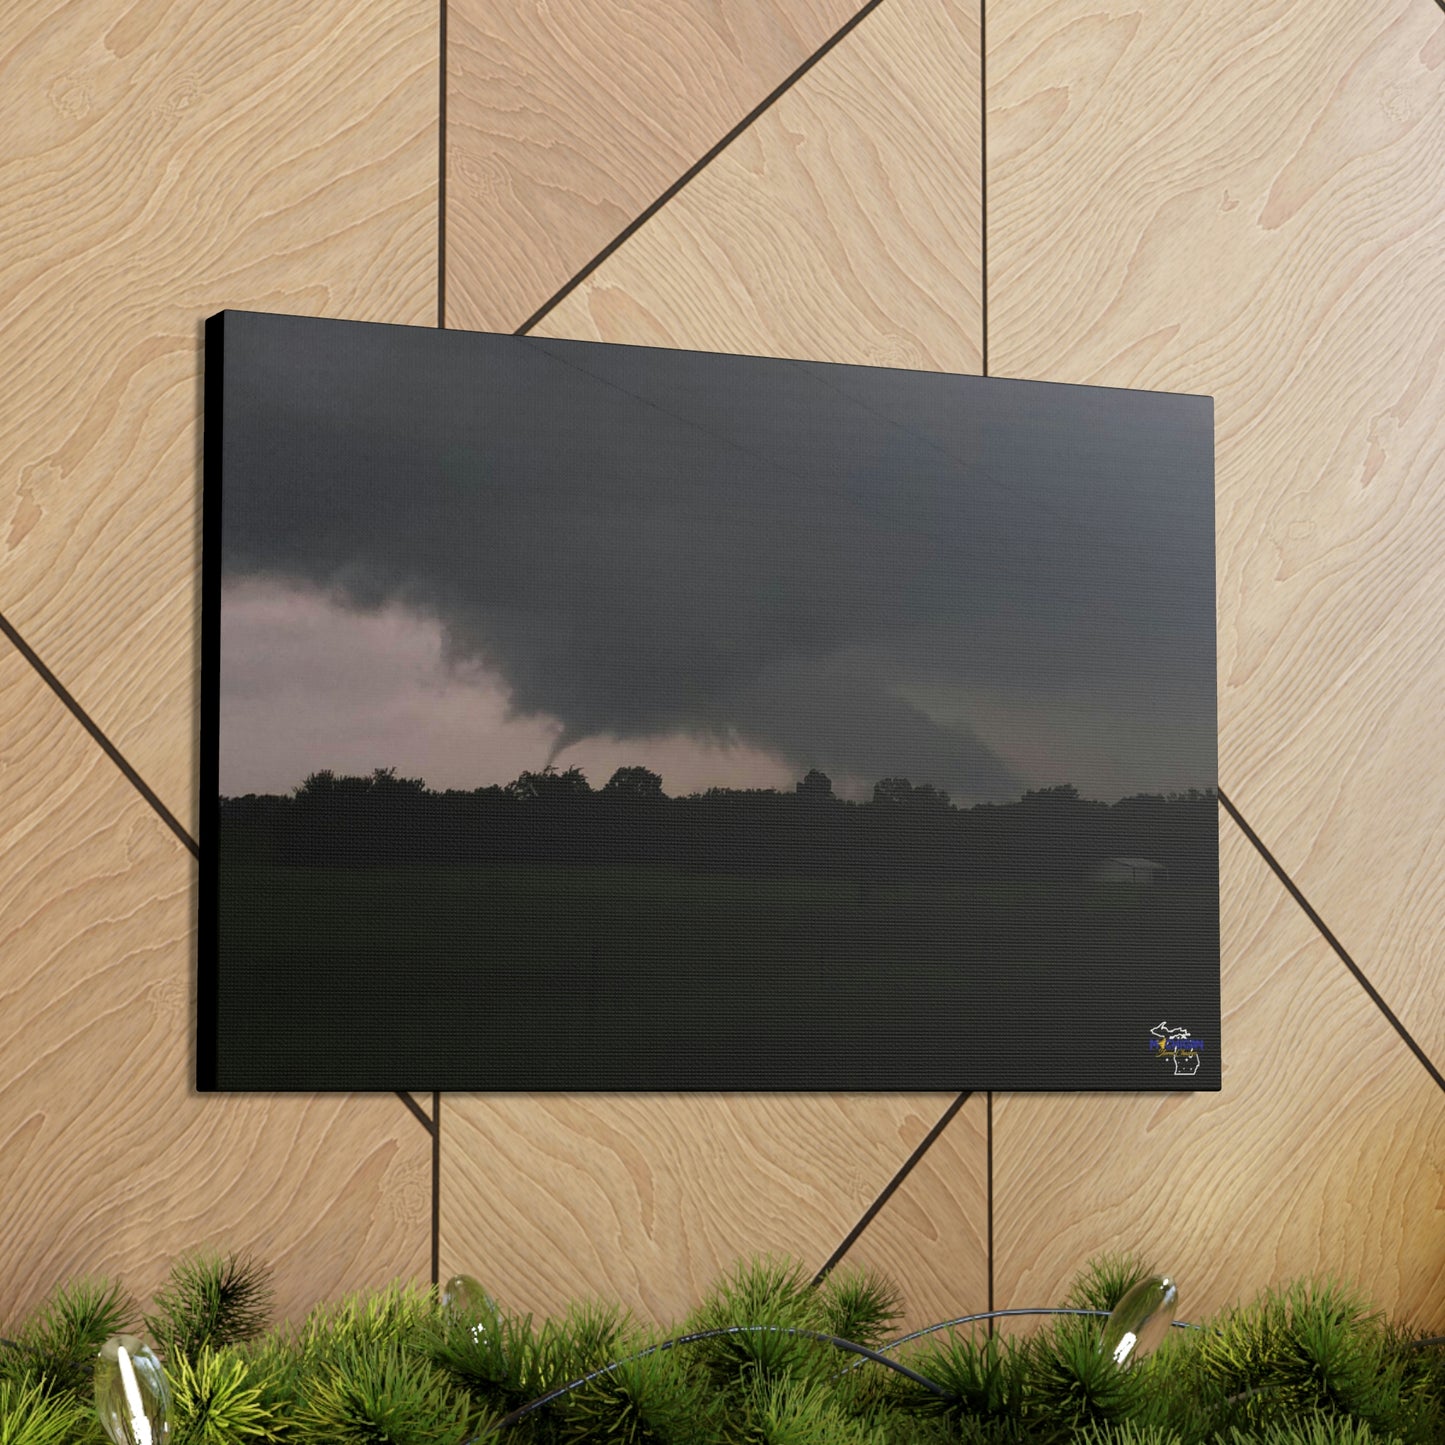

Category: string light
[95, 1335, 170, 1445]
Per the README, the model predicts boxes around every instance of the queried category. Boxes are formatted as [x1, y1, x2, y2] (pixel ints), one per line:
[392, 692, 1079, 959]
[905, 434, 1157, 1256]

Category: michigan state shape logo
[1150, 1021, 1202, 1076]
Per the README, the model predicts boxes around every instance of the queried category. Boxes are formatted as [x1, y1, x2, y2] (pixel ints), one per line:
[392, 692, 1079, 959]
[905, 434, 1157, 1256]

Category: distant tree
[294, 769, 372, 804]
[871, 776, 951, 810]
[508, 764, 592, 800]
[467, 784, 511, 802]
[1167, 786, 1217, 803]
[366, 765, 426, 794]
[796, 769, 835, 800]
[601, 765, 664, 801]
[872, 777, 915, 807]
[909, 782, 952, 810]
[1022, 783, 1080, 803]
[294, 769, 335, 799]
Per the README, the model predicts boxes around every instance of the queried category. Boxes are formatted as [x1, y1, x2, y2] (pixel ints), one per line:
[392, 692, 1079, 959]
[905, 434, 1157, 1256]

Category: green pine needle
[168, 1345, 274, 1444]
[1073, 1422, 1185, 1445]
[145, 1251, 272, 1361]
[1192, 1278, 1402, 1432]
[906, 1327, 1029, 1429]
[1222, 1412, 1404, 1444]
[541, 1299, 631, 1384]
[732, 1374, 883, 1445]
[296, 1281, 439, 1361]
[0, 1377, 97, 1445]
[689, 1259, 831, 1388]
[290, 1337, 480, 1445]
[1067, 1253, 1155, 1314]
[424, 1298, 526, 1402]
[554, 1340, 717, 1445]
[1, 1251, 1439, 1445]
[1385, 1320, 1445, 1444]
[7, 1278, 131, 1401]
[1025, 1314, 1149, 1436]
[816, 1269, 903, 1352]
[698, 1259, 817, 1329]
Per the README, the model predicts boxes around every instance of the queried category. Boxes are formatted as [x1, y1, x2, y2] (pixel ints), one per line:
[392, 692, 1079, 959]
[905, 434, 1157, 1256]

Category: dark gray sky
[216, 312, 1215, 802]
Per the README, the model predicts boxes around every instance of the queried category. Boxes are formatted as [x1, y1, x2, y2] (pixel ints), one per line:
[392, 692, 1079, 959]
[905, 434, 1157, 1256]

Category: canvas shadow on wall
[200, 310, 1218, 1092]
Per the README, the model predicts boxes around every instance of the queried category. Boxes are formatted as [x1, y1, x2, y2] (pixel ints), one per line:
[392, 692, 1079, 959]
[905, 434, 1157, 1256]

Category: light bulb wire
[869, 1305, 1203, 1356]
[463, 1311, 1444, 1435]
[466, 1324, 953, 1438]
[465, 1309, 1202, 1438]
[1, 1314, 1434, 1445]
[826, 1307, 1202, 1381]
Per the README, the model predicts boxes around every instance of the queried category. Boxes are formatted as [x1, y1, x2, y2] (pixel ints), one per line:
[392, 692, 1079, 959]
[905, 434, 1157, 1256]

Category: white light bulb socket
[115, 1346, 154, 1445]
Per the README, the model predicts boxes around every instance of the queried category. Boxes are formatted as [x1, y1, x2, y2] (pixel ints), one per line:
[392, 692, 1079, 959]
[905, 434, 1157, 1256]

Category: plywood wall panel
[0, 638, 430, 1329]
[994, 822, 1445, 1328]
[443, 0, 863, 332]
[439, 0, 989, 1331]
[441, 1093, 957, 1325]
[831, 1091, 989, 1333]
[987, 0, 1445, 1069]
[0, 0, 438, 836]
[537, 0, 983, 377]
[5, 0, 1433, 1349]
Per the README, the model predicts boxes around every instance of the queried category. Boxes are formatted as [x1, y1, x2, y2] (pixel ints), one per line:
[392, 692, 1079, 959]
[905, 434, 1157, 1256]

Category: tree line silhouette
[219, 765, 1218, 887]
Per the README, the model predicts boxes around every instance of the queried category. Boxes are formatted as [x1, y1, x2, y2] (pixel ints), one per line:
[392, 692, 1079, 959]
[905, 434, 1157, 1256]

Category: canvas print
[201, 310, 1218, 1091]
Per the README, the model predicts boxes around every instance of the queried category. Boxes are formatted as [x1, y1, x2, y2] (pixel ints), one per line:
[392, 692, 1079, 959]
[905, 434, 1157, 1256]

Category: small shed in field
[1087, 855, 1167, 885]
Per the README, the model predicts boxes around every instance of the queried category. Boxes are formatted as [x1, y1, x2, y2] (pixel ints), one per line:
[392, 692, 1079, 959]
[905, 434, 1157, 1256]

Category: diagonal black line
[1219, 787, 1444, 1093]
[396, 1090, 436, 1135]
[0, 608, 199, 859]
[515, 0, 888, 337]
[812, 1092, 971, 1285]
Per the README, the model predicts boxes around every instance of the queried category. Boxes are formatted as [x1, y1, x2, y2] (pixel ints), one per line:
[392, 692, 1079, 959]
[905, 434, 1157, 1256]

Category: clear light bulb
[95, 1335, 171, 1445]
[442, 1274, 505, 1358]
[1099, 1275, 1178, 1366]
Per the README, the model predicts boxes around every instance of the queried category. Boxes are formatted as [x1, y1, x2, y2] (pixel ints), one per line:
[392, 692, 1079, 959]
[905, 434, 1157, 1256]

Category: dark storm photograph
[202, 310, 1218, 1091]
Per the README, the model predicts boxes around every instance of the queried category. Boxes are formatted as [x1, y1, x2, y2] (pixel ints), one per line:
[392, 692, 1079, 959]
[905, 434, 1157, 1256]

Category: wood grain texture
[0, 0, 438, 837]
[444, 0, 863, 332]
[987, 0, 1445, 1070]
[440, 1093, 958, 1325]
[993, 819, 1445, 1329]
[534, 0, 982, 376]
[0, 639, 431, 1329]
[440, 0, 987, 1333]
[829, 1091, 989, 1332]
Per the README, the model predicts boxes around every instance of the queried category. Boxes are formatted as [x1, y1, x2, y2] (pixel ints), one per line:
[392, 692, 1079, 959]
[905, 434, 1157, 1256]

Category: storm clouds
[214, 312, 1215, 802]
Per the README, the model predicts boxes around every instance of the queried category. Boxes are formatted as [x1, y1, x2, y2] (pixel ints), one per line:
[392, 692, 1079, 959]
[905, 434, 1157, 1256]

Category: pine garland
[1, 1251, 1439, 1444]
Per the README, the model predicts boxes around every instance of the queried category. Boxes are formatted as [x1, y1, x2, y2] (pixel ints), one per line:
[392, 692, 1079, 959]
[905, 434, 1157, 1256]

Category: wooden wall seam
[811, 1092, 973, 1284]
[985, 0, 1445, 1325]
[439, 0, 449, 330]
[979, 0, 988, 378]
[5, 0, 1429, 1343]
[438, 0, 988, 1329]
[0, 0, 439, 1326]
[0, 608, 196, 858]
[1220, 790, 1445, 1091]
[511, 0, 891, 338]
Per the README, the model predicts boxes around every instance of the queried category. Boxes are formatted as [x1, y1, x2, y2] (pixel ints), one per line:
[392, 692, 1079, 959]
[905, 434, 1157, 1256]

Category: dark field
[214, 855, 1218, 1091]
